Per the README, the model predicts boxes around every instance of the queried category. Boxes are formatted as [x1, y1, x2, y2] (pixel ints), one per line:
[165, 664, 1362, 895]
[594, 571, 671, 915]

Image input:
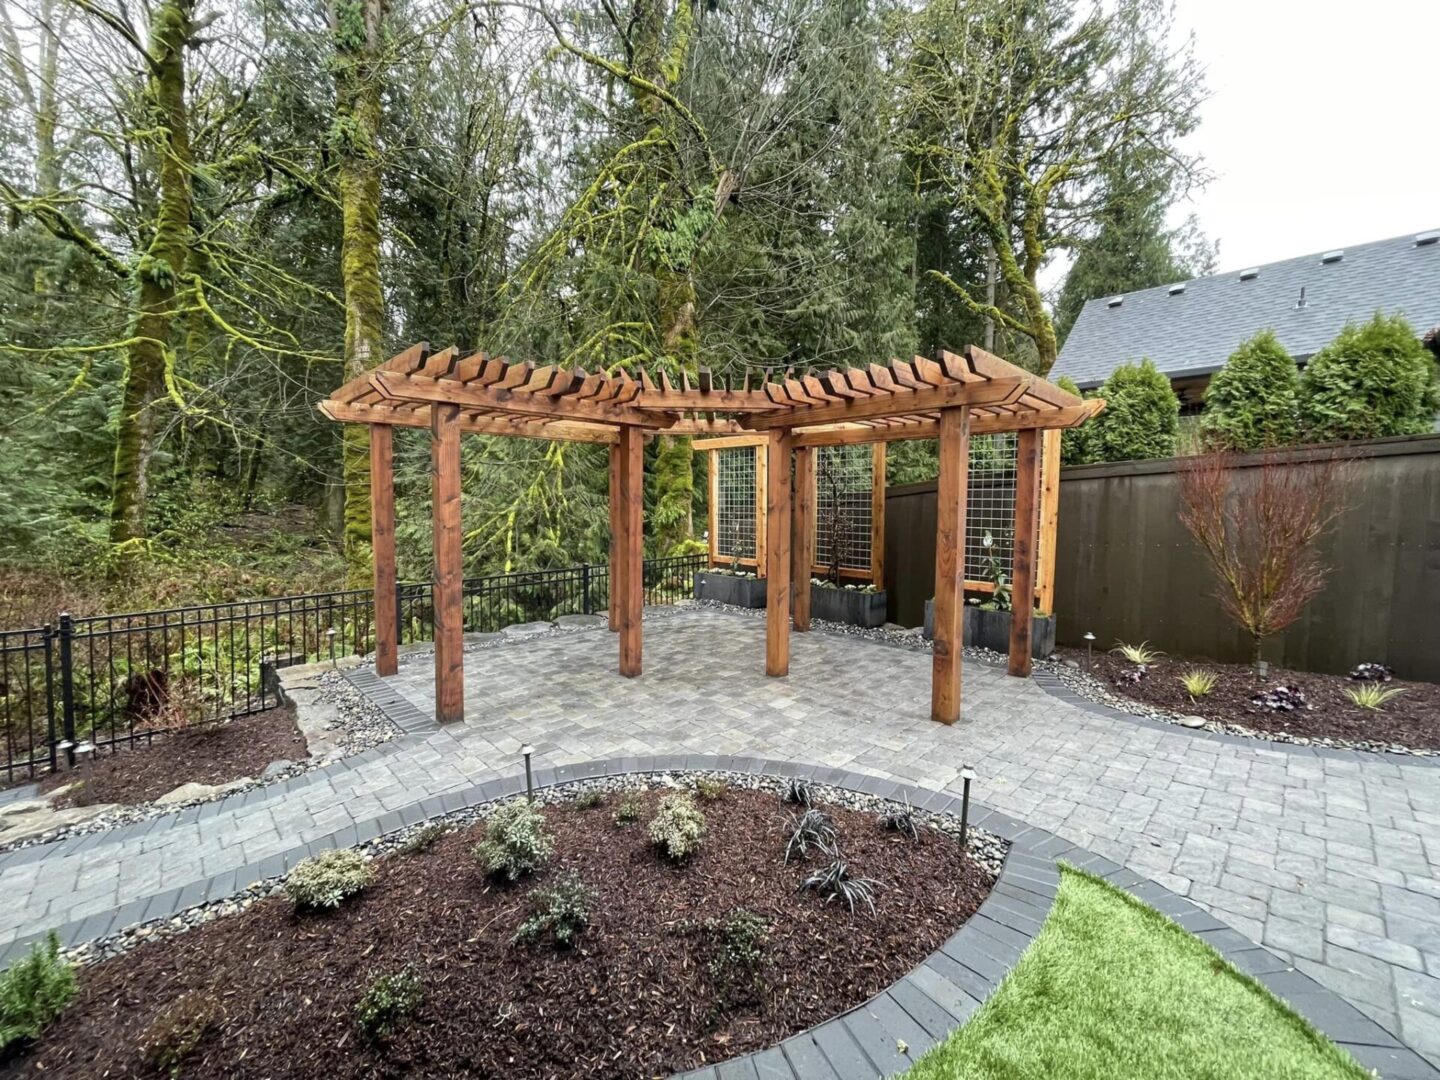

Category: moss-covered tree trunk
[331, 0, 388, 584]
[109, 0, 195, 548]
[634, 0, 698, 555]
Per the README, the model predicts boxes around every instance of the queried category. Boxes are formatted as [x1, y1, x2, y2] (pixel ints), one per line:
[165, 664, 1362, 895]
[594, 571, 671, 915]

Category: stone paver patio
[1, 606, 1437, 1070]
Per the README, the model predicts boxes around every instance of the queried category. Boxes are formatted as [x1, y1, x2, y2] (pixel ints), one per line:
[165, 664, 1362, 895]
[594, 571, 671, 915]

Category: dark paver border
[2, 754, 1432, 1079]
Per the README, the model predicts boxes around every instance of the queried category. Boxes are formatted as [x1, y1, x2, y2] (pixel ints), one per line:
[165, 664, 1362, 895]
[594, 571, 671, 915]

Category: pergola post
[370, 424, 398, 677]
[608, 443, 620, 632]
[616, 424, 644, 677]
[431, 403, 464, 723]
[764, 430, 793, 675]
[931, 407, 970, 724]
[1008, 427, 1040, 677]
[790, 444, 814, 631]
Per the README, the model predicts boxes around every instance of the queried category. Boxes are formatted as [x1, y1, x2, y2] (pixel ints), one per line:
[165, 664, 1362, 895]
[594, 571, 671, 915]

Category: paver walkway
[2, 607, 1437, 1068]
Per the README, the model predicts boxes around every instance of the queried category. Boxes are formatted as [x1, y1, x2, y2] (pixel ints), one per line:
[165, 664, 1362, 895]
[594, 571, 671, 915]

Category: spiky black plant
[1250, 685, 1309, 712]
[801, 858, 880, 916]
[879, 798, 919, 842]
[1348, 662, 1393, 683]
[784, 778, 813, 808]
[783, 808, 838, 863]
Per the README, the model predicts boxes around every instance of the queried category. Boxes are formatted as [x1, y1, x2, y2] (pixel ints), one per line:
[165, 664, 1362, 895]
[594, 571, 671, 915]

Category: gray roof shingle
[1053, 229, 1440, 389]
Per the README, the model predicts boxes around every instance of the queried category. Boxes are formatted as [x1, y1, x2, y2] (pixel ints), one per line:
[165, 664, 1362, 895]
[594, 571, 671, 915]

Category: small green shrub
[399, 823, 448, 855]
[1178, 669, 1218, 701]
[707, 910, 768, 1006]
[573, 790, 606, 810]
[693, 776, 729, 802]
[1345, 684, 1407, 711]
[613, 792, 644, 826]
[144, 992, 218, 1076]
[0, 932, 75, 1052]
[513, 872, 596, 948]
[474, 800, 554, 881]
[648, 793, 706, 860]
[285, 849, 375, 909]
[355, 967, 424, 1042]
[1199, 330, 1301, 451]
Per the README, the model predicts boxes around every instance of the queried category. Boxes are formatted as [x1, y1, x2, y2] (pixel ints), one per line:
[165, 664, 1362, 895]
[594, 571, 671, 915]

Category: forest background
[0, 0, 1212, 622]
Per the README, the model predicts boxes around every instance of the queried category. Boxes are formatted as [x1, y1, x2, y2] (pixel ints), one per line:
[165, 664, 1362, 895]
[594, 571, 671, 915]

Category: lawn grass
[902, 866, 1370, 1080]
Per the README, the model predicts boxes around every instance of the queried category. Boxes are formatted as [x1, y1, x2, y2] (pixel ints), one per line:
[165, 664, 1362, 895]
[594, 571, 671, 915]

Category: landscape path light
[1083, 631, 1096, 671]
[522, 744, 535, 803]
[958, 766, 976, 850]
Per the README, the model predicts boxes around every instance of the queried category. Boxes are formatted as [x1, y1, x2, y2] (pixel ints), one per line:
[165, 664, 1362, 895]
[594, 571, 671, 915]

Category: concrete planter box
[922, 600, 1056, 659]
[694, 571, 767, 608]
[810, 587, 889, 628]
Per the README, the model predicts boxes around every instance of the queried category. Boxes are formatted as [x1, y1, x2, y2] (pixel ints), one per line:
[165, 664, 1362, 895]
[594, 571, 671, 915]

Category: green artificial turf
[902, 866, 1369, 1080]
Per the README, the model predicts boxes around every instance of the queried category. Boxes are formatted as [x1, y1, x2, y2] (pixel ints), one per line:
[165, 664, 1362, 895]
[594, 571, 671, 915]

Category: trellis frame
[320, 343, 1102, 725]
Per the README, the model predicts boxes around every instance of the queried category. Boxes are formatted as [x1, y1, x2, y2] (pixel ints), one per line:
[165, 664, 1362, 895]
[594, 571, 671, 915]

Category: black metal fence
[0, 554, 704, 781]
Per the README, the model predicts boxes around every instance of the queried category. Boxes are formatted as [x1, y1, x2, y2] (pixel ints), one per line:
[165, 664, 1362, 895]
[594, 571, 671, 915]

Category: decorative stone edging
[0, 755, 1431, 1080]
[1031, 669, 1440, 770]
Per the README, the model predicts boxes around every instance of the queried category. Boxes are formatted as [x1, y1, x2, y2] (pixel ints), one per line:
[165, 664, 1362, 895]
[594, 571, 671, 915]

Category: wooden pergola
[319, 343, 1102, 726]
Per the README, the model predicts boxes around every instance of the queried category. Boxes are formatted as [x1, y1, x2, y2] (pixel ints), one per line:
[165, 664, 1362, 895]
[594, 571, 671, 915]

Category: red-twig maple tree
[1178, 449, 1348, 669]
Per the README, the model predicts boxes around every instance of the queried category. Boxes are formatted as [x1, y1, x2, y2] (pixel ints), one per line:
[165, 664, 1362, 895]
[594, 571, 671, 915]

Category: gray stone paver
[0, 606, 1437, 1068]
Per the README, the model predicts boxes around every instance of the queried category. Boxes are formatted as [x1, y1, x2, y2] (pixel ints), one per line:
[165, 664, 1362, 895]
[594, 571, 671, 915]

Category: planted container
[693, 570, 767, 608]
[810, 587, 889, 629]
[922, 600, 1056, 659]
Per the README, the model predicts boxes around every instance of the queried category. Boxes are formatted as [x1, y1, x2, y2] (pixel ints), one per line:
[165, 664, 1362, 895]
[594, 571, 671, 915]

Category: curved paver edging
[1, 756, 1432, 1080]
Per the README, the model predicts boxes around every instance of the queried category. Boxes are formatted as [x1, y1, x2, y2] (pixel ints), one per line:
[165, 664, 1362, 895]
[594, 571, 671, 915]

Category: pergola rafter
[321, 342, 1103, 726]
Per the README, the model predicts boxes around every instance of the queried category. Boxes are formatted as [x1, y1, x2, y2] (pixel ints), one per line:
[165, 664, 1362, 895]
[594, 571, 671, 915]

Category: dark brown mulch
[36, 706, 306, 808]
[1061, 648, 1440, 750]
[6, 788, 994, 1080]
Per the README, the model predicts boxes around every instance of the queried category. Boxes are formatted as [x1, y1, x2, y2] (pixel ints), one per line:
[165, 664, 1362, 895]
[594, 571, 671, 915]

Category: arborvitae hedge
[1199, 330, 1301, 451]
[1299, 313, 1440, 441]
[1088, 359, 1180, 462]
[1054, 375, 1094, 465]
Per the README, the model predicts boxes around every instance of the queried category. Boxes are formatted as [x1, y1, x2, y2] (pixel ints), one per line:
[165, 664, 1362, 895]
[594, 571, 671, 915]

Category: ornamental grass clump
[801, 857, 880, 916]
[474, 800, 554, 881]
[0, 932, 75, 1053]
[1179, 669, 1218, 701]
[284, 849, 375, 910]
[355, 967, 424, 1043]
[514, 873, 596, 949]
[783, 807, 838, 863]
[649, 793, 706, 860]
[144, 991, 219, 1076]
[1345, 684, 1407, 711]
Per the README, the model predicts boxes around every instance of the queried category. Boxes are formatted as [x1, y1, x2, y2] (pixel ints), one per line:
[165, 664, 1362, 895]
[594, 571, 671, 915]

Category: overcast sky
[1169, 0, 1440, 273]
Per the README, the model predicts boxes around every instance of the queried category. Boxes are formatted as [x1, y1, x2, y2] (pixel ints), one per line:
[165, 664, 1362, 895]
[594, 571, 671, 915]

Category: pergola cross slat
[320, 342, 1103, 726]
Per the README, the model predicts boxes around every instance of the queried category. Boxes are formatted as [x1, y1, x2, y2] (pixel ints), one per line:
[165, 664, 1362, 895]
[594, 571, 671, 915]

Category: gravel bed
[0, 673, 400, 855]
[1041, 657, 1439, 758]
[62, 769, 1005, 969]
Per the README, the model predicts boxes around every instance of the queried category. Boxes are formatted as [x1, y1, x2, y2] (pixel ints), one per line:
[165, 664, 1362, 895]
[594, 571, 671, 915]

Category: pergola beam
[739, 376, 1030, 430]
[320, 399, 620, 444]
[372, 370, 664, 428]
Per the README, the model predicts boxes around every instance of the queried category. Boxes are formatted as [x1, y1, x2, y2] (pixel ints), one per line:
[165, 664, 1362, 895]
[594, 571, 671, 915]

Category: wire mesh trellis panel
[715, 447, 757, 562]
[815, 445, 873, 576]
[964, 433, 1042, 592]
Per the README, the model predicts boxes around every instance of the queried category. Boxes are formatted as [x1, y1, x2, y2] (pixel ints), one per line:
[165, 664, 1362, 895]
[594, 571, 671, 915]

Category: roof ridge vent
[1167, 283, 1186, 295]
[1238, 267, 1260, 281]
[1106, 296, 1123, 308]
[1320, 249, 1344, 264]
[1417, 230, 1440, 247]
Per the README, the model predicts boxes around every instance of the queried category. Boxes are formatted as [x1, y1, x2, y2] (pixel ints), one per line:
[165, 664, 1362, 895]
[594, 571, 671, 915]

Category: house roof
[1053, 229, 1440, 390]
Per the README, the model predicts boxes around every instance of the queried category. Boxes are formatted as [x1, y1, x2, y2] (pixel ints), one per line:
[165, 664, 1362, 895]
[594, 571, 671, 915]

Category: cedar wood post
[617, 424, 644, 676]
[608, 443, 620, 632]
[431, 403, 464, 723]
[1008, 427, 1040, 677]
[370, 424, 398, 677]
[790, 445, 814, 631]
[764, 430, 792, 675]
[931, 407, 969, 723]
[870, 442, 886, 587]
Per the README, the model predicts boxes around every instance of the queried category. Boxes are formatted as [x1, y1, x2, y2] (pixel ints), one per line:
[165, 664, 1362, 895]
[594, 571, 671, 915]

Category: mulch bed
[37, 706, 306, 807]
[1061, 648, 1440, 750]
[6, 788, 995, 1079]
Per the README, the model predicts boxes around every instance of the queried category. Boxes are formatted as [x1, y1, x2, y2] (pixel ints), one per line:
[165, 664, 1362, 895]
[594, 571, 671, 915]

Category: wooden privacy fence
[1051, 435, 1440, 681]
[883, 433, 1440, 680]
